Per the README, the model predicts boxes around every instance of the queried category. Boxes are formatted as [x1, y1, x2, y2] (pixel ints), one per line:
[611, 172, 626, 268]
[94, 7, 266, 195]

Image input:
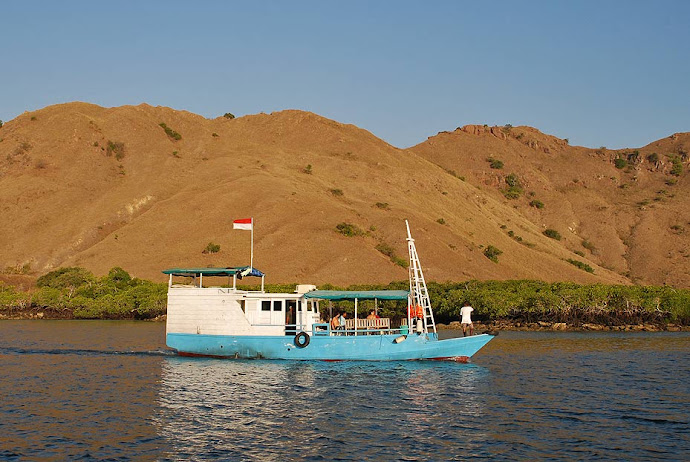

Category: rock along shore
[437, 320, 690, 333]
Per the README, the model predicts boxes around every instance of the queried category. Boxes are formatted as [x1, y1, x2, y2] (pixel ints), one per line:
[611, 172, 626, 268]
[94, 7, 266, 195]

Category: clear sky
[1, 0, 688, 149]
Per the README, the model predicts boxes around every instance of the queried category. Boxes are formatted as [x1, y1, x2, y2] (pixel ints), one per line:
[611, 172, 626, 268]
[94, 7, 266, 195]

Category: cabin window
[239, 300, 246, 313]
[273, 300, 283, 311]
[261, 301, 271, 311]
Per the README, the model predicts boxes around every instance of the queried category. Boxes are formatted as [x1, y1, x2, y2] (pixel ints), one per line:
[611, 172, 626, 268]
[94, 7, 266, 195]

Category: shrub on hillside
[483, 245, 503, 263]
[502, 173, 523, 199]
[159, 123, 182, 141]
[543, 229, 562, 240]
[647, 153, 659, 163]
[614, 158, 627, 169]
[375, 243, 408, 267]
[566, 259, 594, 273]
[670, 156, 683, 176]
[330, 188, 344, 196]
[203, 242, 221, 254]
[487, 157, 504, 169]
[335, 222, 364, 237]
[582, 240, 597, 252]
[106, 141, 125, 160]
[223, 113, 235, 119]
[529, 199, 544, 209]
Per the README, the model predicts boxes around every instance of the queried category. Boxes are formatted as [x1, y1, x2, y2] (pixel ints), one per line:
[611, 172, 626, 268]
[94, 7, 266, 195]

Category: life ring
[294, 332, 310, 348]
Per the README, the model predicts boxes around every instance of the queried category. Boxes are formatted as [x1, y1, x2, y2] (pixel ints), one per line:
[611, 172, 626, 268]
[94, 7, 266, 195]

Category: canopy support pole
[407, 295, 412, 333]
[354, 298, 358, 336]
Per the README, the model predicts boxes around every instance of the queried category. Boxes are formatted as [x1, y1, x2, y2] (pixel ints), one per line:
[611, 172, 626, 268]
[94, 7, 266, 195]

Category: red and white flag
[233, 218, 253, 231]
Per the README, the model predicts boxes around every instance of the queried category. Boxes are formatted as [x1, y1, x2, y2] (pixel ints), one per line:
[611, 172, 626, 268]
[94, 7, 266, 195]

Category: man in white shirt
[460, 301, 474, 337]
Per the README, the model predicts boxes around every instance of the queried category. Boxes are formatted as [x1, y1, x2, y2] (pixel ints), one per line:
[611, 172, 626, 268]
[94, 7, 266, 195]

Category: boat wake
[0, 346, 175, 357]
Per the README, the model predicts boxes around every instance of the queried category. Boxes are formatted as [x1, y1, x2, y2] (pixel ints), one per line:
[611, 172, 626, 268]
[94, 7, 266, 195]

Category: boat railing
[249, 322, 409, 337]
[345, 318, 391, 330]
[310, 322, 408, 337]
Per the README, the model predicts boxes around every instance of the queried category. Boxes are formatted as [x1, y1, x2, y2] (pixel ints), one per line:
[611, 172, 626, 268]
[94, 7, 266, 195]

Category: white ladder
[406, 220, 436, 333]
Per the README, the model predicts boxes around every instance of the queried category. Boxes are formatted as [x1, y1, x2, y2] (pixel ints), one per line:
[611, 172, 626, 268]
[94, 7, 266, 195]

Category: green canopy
[303, 290, 409, 301]
[162, 266, 264, 278]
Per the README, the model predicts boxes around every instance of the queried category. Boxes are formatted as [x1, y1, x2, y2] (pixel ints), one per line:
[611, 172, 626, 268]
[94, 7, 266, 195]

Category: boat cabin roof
[303, 290, 409, 301]
[162, 266, 265, 278]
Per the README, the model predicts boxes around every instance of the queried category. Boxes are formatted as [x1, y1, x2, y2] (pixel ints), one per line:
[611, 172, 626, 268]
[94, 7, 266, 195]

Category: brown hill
[0, 103, 685, 287]
[410, 124, 690, 287]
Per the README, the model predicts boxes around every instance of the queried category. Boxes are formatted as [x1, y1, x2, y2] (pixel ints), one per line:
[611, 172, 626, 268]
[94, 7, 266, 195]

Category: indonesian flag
[233, 218, 253, 231]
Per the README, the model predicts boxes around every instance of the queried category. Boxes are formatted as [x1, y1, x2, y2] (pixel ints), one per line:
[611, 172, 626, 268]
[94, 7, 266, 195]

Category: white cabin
[164, 267, 321, 337]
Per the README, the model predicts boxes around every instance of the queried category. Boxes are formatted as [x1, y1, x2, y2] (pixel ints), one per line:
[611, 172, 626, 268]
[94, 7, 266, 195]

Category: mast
[406, 220, 436, 334]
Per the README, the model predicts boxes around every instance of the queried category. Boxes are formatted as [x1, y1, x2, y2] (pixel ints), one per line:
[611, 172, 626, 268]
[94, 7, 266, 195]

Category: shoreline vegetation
[1, 267, 689, 331]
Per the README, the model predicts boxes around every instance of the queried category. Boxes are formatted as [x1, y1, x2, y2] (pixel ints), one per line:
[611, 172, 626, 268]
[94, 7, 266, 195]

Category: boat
[163, 221, 494, 360]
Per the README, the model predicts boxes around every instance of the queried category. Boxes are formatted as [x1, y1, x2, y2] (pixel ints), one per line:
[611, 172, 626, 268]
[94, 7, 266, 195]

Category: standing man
[339, 311, 347, 333]
[460, 301, 474, 337]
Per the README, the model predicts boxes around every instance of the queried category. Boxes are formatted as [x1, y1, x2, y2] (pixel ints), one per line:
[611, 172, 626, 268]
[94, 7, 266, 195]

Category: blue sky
[1, 0, 688, 149]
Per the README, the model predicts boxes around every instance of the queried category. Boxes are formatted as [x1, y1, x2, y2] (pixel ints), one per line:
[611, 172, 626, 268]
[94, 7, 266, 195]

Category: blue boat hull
[166, 332, 493, 361]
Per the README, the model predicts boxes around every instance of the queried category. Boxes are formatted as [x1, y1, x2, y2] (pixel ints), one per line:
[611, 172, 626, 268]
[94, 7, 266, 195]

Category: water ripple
[1, 322, 688, 460]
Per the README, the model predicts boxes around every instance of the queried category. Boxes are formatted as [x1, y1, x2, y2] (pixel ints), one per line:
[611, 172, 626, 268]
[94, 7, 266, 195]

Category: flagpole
[250, 217, 254, 269]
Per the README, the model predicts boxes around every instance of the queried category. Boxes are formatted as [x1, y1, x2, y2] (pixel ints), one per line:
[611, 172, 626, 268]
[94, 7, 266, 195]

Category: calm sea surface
[0, 321, 688, 461]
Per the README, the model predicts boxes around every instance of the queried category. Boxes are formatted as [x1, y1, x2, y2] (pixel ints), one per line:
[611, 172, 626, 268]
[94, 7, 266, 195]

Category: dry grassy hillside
[0, 103, 679, 287]
[409, 125, 690, 287]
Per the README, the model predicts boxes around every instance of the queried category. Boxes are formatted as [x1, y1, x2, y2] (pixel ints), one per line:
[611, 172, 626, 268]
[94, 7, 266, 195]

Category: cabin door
[286, 300, 298, 334]
[270, 300, 284, 326]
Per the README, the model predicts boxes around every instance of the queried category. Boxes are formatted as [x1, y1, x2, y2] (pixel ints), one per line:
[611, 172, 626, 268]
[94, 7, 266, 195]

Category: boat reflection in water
[155, 356, 489, 460]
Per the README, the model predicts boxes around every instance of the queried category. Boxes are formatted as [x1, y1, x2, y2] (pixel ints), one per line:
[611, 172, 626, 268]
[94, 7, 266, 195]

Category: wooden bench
[345, 318, 390, 330]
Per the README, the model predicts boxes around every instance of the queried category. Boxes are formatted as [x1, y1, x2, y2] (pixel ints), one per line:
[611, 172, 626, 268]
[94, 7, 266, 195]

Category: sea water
[0, 321, 688, 461]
